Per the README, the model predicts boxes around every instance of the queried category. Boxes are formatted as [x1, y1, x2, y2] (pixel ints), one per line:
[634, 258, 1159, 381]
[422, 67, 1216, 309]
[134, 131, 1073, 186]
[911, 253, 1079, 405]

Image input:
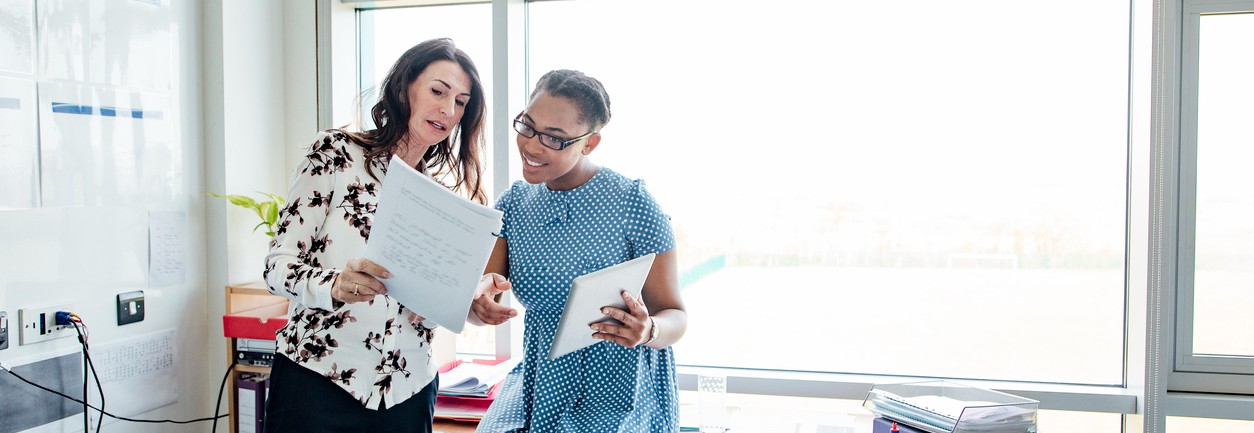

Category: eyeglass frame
[512, 112, 597, 151]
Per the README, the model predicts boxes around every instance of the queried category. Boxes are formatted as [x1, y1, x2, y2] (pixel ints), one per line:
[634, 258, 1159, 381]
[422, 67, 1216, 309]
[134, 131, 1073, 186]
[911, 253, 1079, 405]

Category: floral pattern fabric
[264, 130, 437, 410]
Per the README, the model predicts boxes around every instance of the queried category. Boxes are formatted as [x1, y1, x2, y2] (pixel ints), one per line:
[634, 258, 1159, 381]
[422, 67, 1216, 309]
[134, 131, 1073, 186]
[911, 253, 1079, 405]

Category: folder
[236, 373, 269, 433]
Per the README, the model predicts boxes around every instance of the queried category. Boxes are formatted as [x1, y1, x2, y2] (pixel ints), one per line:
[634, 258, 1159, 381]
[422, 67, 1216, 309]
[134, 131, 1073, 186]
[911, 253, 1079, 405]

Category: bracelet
[645, 316, 659, 344]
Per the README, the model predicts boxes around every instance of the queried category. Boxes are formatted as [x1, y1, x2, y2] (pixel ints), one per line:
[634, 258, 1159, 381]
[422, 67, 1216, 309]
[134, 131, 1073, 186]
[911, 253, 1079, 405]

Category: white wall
[0, 0, 317, 431]
[202, 0, 318, 429]
[0, 0, 213, 432]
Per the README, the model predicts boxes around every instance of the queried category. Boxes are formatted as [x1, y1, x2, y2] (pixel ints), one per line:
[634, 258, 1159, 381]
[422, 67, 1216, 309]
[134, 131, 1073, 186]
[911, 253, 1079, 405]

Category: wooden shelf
[233, 364, 270, 375]
[227, 282, 272, 297]
[225, 282, 282, 433]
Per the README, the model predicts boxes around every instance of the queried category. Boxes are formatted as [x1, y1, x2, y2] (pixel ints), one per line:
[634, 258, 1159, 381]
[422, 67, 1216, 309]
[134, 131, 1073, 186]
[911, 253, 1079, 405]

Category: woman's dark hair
[530, 69, 612, 131]
[344, 38, 487, 204]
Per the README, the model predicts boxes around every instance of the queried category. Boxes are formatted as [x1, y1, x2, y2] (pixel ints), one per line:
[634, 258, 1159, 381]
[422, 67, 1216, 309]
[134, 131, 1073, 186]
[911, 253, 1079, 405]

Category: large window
[334, 0, 1254, 428]
[358, 3, 497, 355]
[1174, 1, 1254, 393]
[529, 0, 1130, 385]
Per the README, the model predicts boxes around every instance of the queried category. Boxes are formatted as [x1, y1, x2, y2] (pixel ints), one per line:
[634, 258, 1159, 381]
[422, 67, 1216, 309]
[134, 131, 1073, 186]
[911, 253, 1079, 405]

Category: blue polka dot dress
[476, 168, 678, 433]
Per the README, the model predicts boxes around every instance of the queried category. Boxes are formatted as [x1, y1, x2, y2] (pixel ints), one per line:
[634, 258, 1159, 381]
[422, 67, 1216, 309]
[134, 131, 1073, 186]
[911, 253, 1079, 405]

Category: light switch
[117, 291, 145, 326]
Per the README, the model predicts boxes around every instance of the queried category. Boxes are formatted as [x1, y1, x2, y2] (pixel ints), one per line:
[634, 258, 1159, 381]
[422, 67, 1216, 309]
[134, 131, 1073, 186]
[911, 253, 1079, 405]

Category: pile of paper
[862, 382, 1039, 433]
[438, 358, 519, 398]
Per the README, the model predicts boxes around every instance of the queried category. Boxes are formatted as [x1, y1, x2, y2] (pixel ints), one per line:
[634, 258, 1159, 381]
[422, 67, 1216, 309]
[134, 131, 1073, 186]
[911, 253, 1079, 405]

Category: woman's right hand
[333, 258, 391, 303]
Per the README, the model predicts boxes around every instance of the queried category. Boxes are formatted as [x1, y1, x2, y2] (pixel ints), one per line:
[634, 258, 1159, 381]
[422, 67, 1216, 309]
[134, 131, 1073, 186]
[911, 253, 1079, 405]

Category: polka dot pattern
[476, 168, 678, 433]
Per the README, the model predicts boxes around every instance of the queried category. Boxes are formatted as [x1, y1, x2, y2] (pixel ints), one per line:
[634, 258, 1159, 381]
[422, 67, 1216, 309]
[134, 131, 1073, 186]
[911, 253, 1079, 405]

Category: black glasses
[513, 113, 596, 151]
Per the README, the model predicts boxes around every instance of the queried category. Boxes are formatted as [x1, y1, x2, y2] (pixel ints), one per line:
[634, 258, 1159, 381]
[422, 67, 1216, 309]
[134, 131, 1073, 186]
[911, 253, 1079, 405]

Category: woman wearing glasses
[473, 69, 688, 432]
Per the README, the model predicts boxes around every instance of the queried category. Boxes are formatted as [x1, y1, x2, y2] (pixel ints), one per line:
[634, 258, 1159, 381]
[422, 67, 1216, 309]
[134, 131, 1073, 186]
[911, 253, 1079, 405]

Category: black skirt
[263, 355, 438, 433]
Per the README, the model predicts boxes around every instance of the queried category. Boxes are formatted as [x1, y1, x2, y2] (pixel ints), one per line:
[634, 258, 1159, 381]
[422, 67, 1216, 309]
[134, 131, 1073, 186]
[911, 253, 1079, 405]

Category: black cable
[83, 347, 88, 432]
[76, 323, 106, 433]
[85, 348, 104, 429]
[210, 361, 236, 433]
[86, 351, 105, 433]
[1, 364, 232, 425]
[74, 323, 89, 433]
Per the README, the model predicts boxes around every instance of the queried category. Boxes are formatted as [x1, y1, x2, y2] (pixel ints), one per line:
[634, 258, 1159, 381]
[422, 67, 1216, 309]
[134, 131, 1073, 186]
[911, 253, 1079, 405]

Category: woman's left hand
[591, 290, 653, 348]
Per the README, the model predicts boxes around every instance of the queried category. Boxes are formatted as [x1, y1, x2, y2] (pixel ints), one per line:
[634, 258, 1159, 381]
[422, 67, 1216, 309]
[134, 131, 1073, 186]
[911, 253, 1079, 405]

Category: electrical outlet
[18, 303, 76, 346]
[0, 310, 9, 350]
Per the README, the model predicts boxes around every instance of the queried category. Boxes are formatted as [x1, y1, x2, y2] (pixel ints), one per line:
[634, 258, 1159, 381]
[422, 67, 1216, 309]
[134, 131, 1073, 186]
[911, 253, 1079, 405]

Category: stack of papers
[364, 155, 503, 334]
[862, 381, 1038, 433]
[438, 358, 519, 398]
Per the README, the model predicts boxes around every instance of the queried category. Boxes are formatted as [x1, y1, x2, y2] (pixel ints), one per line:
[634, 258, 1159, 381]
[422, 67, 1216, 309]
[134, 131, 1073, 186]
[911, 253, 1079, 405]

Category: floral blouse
[264, 130, 437, 409]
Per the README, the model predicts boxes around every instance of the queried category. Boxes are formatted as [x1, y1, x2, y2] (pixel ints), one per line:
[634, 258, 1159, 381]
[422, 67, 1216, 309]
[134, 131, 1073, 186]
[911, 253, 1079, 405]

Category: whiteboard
[37, 0, 171, 90]
[38, 82, 176, 208]
[0, 77, 38, 209]
[0, 0, 35, 74]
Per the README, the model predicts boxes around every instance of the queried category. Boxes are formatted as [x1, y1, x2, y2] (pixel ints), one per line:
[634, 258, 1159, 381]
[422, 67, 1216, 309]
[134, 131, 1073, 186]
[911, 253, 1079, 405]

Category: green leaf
[265, 200, 279, 224]
[210, 191, 286, 238]
[256, 202, 271, 221]
[260, 192, 286, 207]
[209, 192, 258, 209]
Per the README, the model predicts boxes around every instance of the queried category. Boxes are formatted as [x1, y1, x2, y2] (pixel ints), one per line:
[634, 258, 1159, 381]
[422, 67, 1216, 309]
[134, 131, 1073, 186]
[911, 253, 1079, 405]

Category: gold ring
[353, 282, 360, 296]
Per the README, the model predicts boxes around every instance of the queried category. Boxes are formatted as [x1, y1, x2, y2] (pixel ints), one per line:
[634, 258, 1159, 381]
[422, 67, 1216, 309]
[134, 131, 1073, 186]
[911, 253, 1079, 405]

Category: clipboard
[548, 253, 656, 360]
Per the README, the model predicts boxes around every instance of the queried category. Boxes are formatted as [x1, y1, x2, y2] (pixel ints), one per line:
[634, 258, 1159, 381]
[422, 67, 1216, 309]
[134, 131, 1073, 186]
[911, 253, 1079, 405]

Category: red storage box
[224, 284, 289, 340]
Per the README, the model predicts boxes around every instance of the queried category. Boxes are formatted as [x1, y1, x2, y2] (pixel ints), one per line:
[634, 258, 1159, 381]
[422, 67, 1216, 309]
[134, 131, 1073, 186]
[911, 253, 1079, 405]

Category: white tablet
[547, 253, 657, 360]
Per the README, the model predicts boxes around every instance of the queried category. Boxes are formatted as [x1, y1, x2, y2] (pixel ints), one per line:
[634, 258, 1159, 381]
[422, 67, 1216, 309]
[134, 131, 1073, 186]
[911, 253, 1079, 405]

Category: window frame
[1170, 0, 1254, 393]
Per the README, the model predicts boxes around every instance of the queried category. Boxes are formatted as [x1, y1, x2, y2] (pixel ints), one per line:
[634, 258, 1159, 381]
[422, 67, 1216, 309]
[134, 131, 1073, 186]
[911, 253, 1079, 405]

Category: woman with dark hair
[472, 69, 687, 432]
[262, 38, 514, 433]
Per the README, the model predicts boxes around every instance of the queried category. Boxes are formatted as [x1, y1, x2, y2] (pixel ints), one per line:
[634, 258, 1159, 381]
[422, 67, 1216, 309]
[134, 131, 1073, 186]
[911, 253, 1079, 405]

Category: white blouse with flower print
[264, 130, 438, 410]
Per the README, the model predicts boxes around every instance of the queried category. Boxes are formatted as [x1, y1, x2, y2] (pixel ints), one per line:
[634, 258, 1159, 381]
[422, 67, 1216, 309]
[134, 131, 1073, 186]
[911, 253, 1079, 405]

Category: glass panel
[1038, 409, 1123, 433]
[359, 4, 495, 355]
[528, 0, 1129, 384]
[1192, 13, 1254, 358]
[1169, 415, 1254, 432]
